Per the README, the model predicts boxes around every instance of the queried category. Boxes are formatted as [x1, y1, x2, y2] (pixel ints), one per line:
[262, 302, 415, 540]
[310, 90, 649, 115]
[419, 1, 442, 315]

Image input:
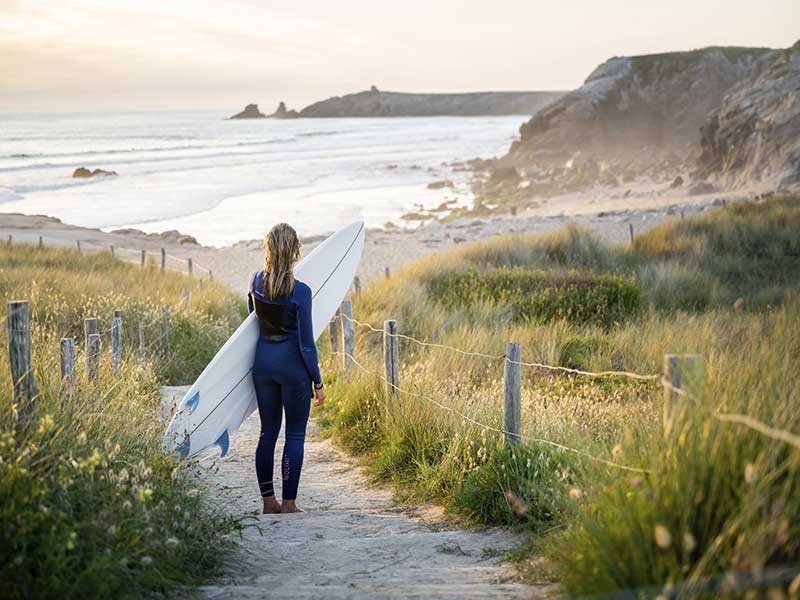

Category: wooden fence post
[138, 321, 146, 362]
[141, 249, 146, 267]
[76, 240, 81, 253]
[187, 258, 193, 277]
[663, 354, 703, 439]
[628, 223, 635, 244]
[503, 342, 522, 447]
[161, 306, 170, 356]
[110, 245, 115, 258]
[383, 319, 399, 398]
[353, 276, 361, 296]
[182, 290, 190, 311]
[341, 300, 355, 371]
[385, 266, 391, 280]
[84, 317, 98, 349]
[8, 301, 38, 407]
[38, 236, 43, 249]
[86, 333, 101, 380]
[329, 306, 341, 355]
[209, 270, 214, 282]
[199, 279, 205, 292]
[7, 234, 12, 245]
[60, 337, 75, 392]
[161, 248, 166, 271]
[111, 315, 123, 373]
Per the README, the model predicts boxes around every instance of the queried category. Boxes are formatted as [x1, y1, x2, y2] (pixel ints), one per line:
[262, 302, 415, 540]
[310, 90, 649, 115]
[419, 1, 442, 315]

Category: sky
[1, 0, 798, 113]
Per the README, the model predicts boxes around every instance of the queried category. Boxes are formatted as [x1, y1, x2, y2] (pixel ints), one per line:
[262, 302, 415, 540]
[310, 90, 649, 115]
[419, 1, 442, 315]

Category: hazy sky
[2, 0, 798, 112]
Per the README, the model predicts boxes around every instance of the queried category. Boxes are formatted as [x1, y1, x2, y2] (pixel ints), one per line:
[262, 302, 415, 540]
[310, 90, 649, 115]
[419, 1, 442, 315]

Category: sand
[0, 188, 746, 292]
[161, 385, 551, 599]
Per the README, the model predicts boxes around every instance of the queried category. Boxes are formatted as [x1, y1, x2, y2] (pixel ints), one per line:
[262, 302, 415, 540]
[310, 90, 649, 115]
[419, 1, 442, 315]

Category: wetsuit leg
[280, 380, 312, 500]
[253, 377, 283, 498]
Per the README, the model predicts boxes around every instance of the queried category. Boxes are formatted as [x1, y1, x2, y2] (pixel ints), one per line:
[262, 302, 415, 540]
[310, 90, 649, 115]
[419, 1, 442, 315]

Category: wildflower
[141, 556, 153, 566]
[683, 532, 696, 553]
[122, 500, 132, 511]
[654, 525, 672, 549]
[166, 537, 180, 548]
[628, 476, 643, 488]
[107, 525, 116, 538]
[38, 414, 55, 434]
[569, 487, 583, 501]
[611, 443, 622, 458]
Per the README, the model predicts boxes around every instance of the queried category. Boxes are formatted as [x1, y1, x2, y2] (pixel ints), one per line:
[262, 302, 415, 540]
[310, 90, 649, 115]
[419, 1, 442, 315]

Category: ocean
[0, 111, 526, 246]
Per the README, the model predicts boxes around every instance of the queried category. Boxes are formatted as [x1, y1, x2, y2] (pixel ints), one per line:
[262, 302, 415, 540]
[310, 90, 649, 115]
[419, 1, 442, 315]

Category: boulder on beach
[73, 167, 118, 178]
[427, 180, 454, 190]
[229, 104, 267, 119]
[688, 180, 717, 196]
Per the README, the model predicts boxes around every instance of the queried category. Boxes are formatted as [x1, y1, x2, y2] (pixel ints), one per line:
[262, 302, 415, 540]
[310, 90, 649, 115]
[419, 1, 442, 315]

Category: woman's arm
[296, 283, 322, 385]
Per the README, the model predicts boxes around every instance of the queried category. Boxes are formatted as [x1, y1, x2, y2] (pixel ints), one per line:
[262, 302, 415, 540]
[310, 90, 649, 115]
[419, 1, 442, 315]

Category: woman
[248, 223, 325, 514]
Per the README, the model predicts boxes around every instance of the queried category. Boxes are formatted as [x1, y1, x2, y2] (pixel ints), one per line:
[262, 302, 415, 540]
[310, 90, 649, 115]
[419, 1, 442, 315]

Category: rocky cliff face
[298, 87, 564, 117]
[697, 41, 800, 187]
[504, 46, 773, 168]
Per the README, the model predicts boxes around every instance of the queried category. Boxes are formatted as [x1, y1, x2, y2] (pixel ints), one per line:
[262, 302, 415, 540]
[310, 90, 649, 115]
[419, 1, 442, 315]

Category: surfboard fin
[216, 429, 230, 457]
[185, 391, 200, 413]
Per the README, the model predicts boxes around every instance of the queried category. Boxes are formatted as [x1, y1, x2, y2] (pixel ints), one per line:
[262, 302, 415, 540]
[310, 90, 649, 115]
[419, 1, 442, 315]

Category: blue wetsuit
[248, 270, 322, 500]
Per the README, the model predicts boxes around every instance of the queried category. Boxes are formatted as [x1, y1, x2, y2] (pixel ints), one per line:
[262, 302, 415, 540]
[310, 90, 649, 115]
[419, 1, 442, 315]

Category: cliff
[298, 87, 564, 117]
[697, 41, 800, 187]
[503, 46, 773, 168]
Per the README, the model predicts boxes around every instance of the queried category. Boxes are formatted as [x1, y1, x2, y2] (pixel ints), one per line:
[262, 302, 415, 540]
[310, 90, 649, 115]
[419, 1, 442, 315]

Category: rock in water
[229, 104, 266, 119]
[697, 40, 800, 188]
[267, 102, 300, 119]
[73, 167, 118, 178]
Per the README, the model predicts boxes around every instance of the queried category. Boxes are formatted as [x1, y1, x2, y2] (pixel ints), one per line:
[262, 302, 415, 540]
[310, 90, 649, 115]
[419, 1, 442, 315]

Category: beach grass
[318, 195, 800, 594]
[1, 243, 243, 599]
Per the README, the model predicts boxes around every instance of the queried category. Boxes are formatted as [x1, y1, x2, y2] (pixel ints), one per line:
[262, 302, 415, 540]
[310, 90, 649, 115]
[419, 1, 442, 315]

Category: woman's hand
[313, 386, 326, 407]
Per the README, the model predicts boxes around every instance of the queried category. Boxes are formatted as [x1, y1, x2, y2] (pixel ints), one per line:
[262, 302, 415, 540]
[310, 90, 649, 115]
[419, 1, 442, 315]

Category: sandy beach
[0, 187, 750, 293]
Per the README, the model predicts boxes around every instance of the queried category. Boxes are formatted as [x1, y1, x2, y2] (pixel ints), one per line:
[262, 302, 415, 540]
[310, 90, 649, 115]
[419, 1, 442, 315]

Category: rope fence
[326, 303, 800, 471]
[5, 233, 213, 281]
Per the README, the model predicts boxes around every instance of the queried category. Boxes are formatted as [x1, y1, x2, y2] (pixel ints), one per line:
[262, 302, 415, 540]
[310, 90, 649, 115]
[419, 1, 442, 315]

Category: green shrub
[558, 336, 609, 370]
[454, 445, 573, 527]
[428, 267, 642, 328]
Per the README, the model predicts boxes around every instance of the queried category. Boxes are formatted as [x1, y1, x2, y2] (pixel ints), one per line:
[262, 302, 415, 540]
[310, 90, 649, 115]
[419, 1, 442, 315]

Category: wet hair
[263, 223, 301, 299]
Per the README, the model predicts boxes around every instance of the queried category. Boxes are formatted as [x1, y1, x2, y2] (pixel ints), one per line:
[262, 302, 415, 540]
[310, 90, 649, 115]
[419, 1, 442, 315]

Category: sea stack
[267, 101, 300, 119]
[229, 104, 266, 119]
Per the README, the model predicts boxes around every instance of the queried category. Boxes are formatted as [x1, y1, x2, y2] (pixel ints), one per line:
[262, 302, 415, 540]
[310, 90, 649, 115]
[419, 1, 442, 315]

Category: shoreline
[0, 187, 757, 293]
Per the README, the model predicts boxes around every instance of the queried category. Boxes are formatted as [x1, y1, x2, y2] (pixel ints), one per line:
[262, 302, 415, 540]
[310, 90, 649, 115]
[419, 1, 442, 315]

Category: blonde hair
[263, 223, 301, 299]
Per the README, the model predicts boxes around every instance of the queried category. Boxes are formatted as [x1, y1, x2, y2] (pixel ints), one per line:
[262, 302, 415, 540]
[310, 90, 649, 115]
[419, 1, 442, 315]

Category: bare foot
[262, 496, 281, 514]
[281, 499, 304, 513]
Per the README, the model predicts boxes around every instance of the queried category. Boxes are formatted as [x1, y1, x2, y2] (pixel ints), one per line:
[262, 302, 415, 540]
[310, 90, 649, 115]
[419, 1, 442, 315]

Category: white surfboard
[163, 221, 365, 459]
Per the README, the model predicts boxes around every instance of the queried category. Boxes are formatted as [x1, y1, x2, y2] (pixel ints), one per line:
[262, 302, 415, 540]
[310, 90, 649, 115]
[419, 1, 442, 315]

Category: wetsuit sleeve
[247, 271, 257, 314]
[296, 284, 322, 385]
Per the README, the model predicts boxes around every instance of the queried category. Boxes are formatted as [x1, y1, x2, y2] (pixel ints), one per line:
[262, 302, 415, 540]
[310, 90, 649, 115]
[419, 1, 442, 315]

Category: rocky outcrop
[469, 45, 787, 206]
[504, 46, 773, 169]
[229, 104, 266, 119]
[267, 101, 300, 119]
[73, 167, 118, 178]
[697, 41, 800, 187]
[298, 88, 564, 117]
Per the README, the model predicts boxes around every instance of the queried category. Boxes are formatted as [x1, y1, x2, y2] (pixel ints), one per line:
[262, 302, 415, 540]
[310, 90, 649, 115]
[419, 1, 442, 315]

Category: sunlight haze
[2, 0, 798, 112]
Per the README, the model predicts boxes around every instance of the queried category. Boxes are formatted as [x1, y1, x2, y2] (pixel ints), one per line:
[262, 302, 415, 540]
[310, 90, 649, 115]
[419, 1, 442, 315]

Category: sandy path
[161, 386, 551, 599]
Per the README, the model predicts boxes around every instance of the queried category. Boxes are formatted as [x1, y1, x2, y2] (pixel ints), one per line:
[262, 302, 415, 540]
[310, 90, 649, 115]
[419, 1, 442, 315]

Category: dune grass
[1, 242, 243, 599]
[318, 195, 800, 594]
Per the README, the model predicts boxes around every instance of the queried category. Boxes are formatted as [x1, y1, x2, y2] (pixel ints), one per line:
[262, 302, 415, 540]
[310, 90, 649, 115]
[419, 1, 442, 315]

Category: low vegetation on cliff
[319, 195, 800, 595]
